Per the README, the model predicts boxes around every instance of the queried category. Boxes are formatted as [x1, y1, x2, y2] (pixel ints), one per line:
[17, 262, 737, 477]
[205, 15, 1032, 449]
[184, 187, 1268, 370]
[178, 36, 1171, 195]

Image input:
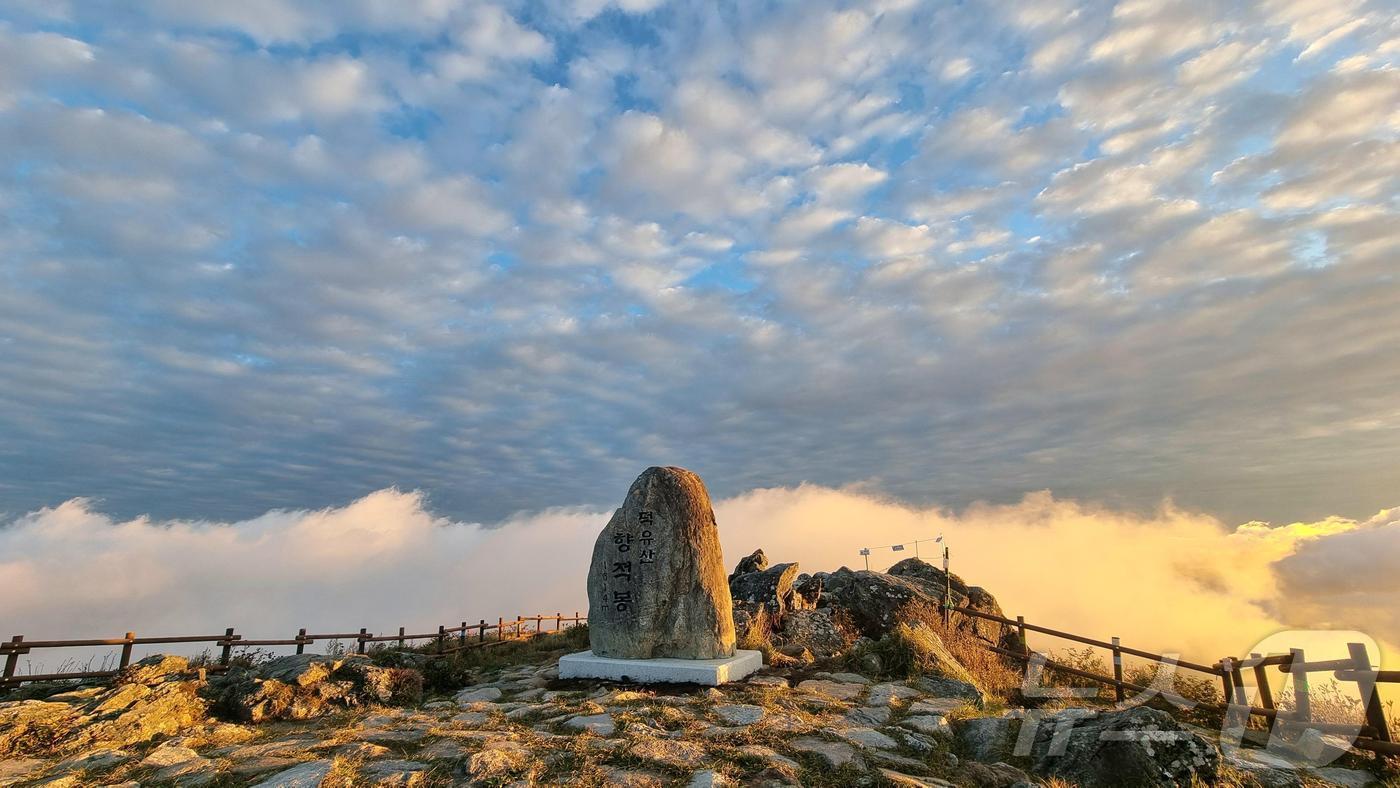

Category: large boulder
[774, 608, 854, 657]
[957, 716, 1019, 763]
[1025, 706, 1217, 786]
[587, 466, 736, 659]
[817, 568, 945, 639]
[730, 562, 810, 619]
[730, 549, 769, 580]
[886, 558, 1012, 646]
[817, 562, 1014, 649]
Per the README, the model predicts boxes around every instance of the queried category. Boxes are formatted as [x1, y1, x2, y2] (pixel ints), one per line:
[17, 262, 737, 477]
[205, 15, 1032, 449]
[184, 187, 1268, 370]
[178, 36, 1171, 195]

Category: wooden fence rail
[0, 612, 584, 689]
[5, 599, 1394, 759]
[947, 604, 1398, 757]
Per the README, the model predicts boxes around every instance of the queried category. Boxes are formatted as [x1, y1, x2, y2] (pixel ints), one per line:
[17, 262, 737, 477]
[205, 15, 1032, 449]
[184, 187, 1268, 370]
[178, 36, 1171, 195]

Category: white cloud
[390, 176, 513, 235]
[804, 162, 888, 205]
[940, 57, 974, 81]
[1, 0, 1398, 542]
[851, 216, 937, 259]
[2, 488, 1395, 678]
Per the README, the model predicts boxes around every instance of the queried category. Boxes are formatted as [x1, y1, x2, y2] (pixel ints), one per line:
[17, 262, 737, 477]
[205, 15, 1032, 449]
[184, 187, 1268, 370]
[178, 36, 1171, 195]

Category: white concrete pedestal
[558, 649, 763, 686]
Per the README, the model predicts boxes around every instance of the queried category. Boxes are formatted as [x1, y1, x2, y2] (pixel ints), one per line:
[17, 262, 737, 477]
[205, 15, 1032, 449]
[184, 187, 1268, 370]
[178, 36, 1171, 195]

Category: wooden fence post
[1348, 642, 1393, 743]
[460, 622, 468, 648]
[295, 628, 307, 655]
[397, 627, 405, 650]
[1220, 657, 1236, 707]
[536, 614, 542, 635]
[437, 625, 446, 653]
[3, 635, 23, 685]
[220, 628, 236, 666]
[357, 628, 368, 655]
[1290, 648, 1310, 723]
[555, 612, 561, 631]
[497, 617, 503, 642]
[1112, 637, 1125, 703]
[120, 632, 136, 670]
[479, 620, 486, 643]
[1251, 652, 1276, 737]
[1016, 616, 1030, 677]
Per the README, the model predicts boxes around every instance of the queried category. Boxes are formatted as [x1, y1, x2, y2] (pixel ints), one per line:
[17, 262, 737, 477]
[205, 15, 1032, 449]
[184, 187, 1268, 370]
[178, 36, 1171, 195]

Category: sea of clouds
[3, 486, 1395, 678]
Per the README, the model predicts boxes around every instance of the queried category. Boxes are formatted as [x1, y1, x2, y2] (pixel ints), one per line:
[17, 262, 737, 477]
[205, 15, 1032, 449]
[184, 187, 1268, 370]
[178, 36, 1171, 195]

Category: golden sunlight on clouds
[1, 487, 1393, 678]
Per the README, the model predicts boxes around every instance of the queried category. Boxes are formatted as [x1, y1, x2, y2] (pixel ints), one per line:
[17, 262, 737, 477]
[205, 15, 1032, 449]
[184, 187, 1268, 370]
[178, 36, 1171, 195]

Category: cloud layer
[3, 488, 1395, 677]
[0, 1, 1398, 526]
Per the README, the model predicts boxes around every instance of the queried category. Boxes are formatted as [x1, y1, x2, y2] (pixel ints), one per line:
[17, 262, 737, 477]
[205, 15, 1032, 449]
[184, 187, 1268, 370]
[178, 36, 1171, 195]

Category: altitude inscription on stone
[587, 466, 736, 659]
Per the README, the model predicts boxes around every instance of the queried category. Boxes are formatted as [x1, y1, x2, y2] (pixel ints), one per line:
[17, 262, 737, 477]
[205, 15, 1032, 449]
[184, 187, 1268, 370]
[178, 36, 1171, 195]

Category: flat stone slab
[559, 649, 762, 686]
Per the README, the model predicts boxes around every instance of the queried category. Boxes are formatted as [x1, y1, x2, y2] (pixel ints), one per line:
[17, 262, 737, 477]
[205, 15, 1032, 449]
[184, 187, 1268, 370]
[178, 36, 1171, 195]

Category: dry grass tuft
[319, 752, 368, 788]
[736, 607, 778, 664]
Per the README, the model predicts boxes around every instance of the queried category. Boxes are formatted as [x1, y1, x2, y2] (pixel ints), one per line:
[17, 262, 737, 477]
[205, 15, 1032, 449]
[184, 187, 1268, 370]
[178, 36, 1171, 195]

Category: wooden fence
[5, 600, 1394, 759]
[0, 612, 584, 688]
[948, 605, 1398, 758]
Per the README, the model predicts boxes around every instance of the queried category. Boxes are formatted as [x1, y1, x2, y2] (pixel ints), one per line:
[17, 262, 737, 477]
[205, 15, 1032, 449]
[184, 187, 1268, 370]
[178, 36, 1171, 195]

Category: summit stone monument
[559, 466, 762, 684]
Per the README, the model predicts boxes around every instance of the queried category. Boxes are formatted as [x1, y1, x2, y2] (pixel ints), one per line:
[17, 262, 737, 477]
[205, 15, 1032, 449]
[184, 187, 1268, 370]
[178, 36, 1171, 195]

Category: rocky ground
[1, 649, 1390, 788]
[1, 554, 1393, 787]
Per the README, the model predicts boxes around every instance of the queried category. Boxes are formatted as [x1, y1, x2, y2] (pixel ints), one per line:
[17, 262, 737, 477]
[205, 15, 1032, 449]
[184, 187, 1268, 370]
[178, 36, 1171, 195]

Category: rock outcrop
[217, 653, 422, 722]
[0, 700, 80, 757]
[729, 562, 810, 618]
[587, 466, 736, 660]
[0, 655, 207, 758]
[729, 549, 769, 580]
[773, 608, 853, 657]
[1024, 706, 1218, 786]
[814, 561, 1017, 650]
[955, 706, 1219, 787]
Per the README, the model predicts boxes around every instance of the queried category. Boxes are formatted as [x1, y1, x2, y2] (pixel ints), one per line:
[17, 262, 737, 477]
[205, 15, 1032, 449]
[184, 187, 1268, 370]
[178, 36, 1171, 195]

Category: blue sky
[0, 0, 1397, 525]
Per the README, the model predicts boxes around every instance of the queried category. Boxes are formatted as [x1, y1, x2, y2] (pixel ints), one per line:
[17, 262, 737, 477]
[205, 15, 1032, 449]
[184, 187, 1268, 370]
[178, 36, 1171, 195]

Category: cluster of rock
[0, 651, 429, 786]
[216, 652, 424, 723]
[726, 547, 1024, 664]
[2, 616, 1386, 786]
[0, 649, 1233, 788]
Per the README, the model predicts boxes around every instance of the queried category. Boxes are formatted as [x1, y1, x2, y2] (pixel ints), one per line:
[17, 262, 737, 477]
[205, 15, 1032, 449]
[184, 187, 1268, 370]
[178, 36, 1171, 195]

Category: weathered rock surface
[250, 760, 333, 788]
[957, 716, 1019, 763]
[774, 608, 852, 657]
[888, 558, 1016, 645]
[564, 712, 616, 735]
[1024, 706, 1217, 786]
[587, 466, 736, 659]
[77, 681, 209, 751]
[961, 761, 1035, 787]
[790, 736, 858, 767]
[0, 700, 80, 757]
[730, 549, 769, 580]
[730, 562, 807, 618]
[217, 653, 420, 723]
